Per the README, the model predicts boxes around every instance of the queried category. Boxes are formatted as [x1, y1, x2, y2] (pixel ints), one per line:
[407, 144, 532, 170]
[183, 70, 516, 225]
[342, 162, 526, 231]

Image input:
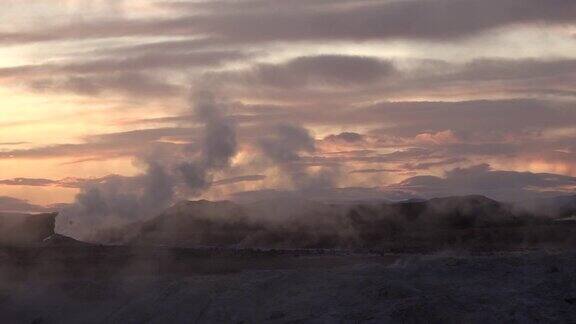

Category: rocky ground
[1, 247, 575, 323]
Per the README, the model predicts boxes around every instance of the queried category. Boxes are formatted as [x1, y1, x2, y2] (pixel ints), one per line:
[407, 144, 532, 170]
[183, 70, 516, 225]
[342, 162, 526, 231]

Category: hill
[129, 195, 563, 250]
[0, 212, 57, 246]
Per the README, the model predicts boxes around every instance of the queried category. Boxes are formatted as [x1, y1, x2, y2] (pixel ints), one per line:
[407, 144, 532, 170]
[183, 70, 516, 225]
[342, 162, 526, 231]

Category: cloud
[2, 0, 573, 47]
[2, 0, 576, 210]
[200, 57, 576, 105]
[0, 178, 58, 187]
[212, 175, 266, 186]
[414, 130, 462, 145]
[0, 142, 28, 146]
[402, 157, 467, 171]
[0, 196, 48, 213]
[450, 58, 576, 82]
[228, 160, 576, 203]
[29, 72, 182, 98]
[0, 127, 196, 161]
[185, 0, 576, 42]
[3, 96, 574, 191]
[364, 99, 576, 137]
[211, 55, 395, 89]
[323, 132, 365, 144]
[130, 96, 576, 139]
[0, 175, 133, 189]
[159, 0, 371, 14]
[391, 164, 576, 201]
[0, 50, 250, 77]
[349, 169, 403, 174]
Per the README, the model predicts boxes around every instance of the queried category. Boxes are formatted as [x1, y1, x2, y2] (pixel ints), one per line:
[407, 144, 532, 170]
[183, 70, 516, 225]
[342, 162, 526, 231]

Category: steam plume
[258, 123, 339, 191]
[56, 90, 237, 242]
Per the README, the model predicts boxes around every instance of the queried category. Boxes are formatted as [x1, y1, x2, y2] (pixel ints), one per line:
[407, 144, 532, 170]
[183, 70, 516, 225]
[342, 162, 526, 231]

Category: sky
[1, 0, 576, 213]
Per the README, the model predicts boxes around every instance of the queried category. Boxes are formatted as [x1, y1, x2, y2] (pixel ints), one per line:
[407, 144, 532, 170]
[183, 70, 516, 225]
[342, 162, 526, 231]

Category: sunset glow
[1, 0, 576, 211]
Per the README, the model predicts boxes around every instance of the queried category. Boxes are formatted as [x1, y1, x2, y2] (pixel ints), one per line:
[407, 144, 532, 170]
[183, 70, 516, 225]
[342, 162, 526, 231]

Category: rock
[268, 311, 286, 320]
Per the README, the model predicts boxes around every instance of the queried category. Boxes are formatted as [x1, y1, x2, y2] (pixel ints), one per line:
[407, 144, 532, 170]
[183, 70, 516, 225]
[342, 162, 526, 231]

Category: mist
[56, 90, 239, 242]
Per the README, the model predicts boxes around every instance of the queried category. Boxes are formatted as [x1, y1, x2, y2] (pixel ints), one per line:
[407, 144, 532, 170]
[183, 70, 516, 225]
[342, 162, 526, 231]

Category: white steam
[56, 90, 238, 242]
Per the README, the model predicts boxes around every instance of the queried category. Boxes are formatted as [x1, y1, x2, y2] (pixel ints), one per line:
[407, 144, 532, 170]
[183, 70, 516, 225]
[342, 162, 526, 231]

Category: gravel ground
[1, 250, 575, 323]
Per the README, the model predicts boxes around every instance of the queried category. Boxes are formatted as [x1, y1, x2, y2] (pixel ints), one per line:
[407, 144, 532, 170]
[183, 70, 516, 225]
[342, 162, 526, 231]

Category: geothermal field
[3, 0, 576, 323]
[1, 195, 576, 323]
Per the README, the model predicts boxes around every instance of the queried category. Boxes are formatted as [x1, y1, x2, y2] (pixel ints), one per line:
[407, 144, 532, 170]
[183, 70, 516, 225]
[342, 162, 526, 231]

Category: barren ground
[1, 247, 575, 323]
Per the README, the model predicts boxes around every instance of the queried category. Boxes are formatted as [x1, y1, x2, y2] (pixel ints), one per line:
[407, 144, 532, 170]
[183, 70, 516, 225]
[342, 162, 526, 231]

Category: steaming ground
[4, 195, 576, 323]
[1, 247, 576, 323]
[58, 196, 576, 250]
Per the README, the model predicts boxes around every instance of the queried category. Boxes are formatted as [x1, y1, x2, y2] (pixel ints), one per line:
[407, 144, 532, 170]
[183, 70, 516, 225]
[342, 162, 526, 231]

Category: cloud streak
[1, 0, 576, 210]
[2, 0, 574, 45]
